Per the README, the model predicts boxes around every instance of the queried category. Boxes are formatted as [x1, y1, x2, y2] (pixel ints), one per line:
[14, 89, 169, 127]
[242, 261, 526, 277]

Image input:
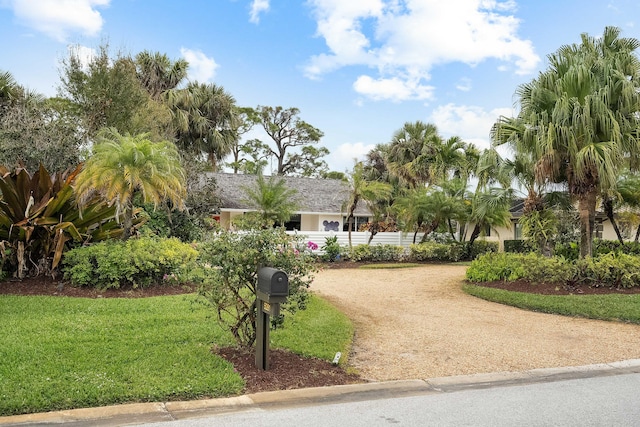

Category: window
[343, 216, 369, 232]
[514, 222, 522, 240]
[283, 214, 301, 231]
[484, 224, 491, 237]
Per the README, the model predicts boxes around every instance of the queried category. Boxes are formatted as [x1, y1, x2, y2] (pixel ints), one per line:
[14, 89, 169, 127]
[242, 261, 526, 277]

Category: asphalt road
[137, 371, 640, 427]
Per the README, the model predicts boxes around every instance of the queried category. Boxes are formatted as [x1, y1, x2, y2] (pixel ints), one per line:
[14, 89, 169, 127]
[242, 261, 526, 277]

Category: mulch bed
[0, 275, 364, 394]
[469, 279, 640, 295]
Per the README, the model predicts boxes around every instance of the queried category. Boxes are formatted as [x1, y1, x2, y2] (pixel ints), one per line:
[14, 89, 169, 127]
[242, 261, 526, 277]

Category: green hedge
[409, 242, 465, 262]
[349, 244, 404, 262]
[466, 252, 640, 288]
[62, 237, 198, 290]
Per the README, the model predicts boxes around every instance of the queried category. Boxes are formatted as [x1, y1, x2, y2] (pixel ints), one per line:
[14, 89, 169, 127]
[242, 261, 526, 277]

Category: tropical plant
[0, 164, 124, 278]
[343, 161, 393, 249]
[492, 26, 640, 258]
[166, 82, 239, 169]
[74, 128, 186, 240]
[241, 173, 300, 227]
[385, 121, 440, 188]
[134, 50, 188, 101]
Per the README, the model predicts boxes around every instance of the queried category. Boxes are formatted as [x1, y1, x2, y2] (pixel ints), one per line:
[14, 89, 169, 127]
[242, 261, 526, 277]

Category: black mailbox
[257, 267, 288, 302]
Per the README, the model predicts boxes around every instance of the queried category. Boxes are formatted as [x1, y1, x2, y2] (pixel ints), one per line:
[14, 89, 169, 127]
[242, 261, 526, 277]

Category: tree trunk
[468, 223, 481, 245]
[578, 191, 597, 258]
[603, 197, 624, 244]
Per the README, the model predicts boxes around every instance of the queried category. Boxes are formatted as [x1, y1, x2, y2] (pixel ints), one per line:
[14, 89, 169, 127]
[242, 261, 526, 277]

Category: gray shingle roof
[207, 173, 370, 215]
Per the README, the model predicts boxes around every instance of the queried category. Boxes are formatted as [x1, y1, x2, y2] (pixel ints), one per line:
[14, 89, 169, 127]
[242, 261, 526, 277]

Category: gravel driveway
[310, 265, 640, 381]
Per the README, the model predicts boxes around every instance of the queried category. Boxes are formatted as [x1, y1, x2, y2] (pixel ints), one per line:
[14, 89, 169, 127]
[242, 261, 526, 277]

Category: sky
[2, 0, 640, 174]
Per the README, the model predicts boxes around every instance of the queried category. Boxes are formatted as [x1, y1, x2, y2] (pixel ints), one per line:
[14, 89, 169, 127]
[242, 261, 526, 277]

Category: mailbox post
[255, 267, 288, 370]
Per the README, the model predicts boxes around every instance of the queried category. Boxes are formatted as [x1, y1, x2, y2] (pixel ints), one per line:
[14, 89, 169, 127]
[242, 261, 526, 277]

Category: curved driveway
[310, 265, 640, 381]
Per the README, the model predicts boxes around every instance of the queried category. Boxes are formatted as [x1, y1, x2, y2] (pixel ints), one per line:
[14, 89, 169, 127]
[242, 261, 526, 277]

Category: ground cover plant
[0, 291, 356, 416]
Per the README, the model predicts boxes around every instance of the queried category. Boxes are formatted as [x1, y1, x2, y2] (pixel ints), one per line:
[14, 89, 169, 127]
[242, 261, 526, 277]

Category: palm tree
[386, 121, 441, 188]
[74, 128, 186, 240]
[393, 186, 467, 244]
[135, 51, 188, 101]
[492, 26, 640, 258]
[241, 173, 299, 227]
[344, 161, 393, 249]
[0, 70, 22, 118]
[166, 82, 239, 169]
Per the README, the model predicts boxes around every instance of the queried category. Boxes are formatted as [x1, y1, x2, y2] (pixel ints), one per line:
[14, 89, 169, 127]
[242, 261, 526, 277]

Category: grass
[0, 293, 353, 416]
[463, 284, 640, 324]
[272, 295, 354, 364]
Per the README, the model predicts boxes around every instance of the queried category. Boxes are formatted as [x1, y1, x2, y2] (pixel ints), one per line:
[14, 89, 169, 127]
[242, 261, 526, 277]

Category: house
[208, 173, 371, 232]
[482, 199, 619, 251]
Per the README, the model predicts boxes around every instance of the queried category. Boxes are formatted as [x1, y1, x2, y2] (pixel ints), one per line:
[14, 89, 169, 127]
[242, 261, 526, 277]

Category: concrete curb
[3, 359, 640, 426]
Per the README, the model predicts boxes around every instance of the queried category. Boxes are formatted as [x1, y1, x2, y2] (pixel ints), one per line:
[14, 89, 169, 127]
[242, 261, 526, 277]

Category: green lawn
[0, 293, 353, 416]
[463, 284, 640, 323]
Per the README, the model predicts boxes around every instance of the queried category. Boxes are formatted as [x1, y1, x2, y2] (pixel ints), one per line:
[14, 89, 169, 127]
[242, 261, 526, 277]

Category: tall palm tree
[135, 51, 188, 101]
[0, 70, 22, 118]
[344, 161, 393, 249]
[492, 26, 640, 258]
[166, 82, 239, 169]
[386, 121, 441, 188]
[74, 128, 186, 240]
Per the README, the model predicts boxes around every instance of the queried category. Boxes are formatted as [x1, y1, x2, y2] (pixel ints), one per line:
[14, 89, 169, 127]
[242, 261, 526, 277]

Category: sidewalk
[3, 359, 640, 426]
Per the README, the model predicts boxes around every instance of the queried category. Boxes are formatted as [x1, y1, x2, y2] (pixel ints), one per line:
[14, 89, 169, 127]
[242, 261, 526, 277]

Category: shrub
[463, 241, 499, 260]
[409, 242, 464, 262]
[576, 253, 640, 288]
[350, 244, 404, 262]
[466, 252, 527, 282]
[62, 236, 198, 289]
[321, 235, 342, 262]
[196, 227, 317, 347]
[504, 239, 534, 254]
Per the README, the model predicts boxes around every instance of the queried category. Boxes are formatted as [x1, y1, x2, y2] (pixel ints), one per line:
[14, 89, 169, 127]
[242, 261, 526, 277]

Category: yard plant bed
[473, 279, 640, 295]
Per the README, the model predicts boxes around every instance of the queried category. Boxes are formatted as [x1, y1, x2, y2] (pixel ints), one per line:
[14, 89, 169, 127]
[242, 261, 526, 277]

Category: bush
[504, 240, 534, 253]
[463, 241, 499, 260]
[62, 237, 198, 289]
[196, 227, 317, 347]
[350, 244, 404, 262]
[576, 252, 640, 288]
[321, 236, 342, 262]
[466, 252, 575, 284]
[409, 242, 465, 262]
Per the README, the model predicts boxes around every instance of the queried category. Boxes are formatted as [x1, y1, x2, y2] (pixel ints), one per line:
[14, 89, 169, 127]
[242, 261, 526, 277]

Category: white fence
[286, 231, 424, 249]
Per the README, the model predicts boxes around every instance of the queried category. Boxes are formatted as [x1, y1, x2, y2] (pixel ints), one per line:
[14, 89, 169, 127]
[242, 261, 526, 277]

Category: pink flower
[307, 241, 318, 251]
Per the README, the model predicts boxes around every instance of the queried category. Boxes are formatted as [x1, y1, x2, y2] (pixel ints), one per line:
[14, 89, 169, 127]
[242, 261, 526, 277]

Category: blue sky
[2, 0, 640, 173]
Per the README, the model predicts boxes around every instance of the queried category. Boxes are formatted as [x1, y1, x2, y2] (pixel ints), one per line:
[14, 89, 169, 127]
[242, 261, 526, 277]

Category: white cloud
[180, 48, 219, 82]
[429, 103, 513, 150]
[328, 142, 376, 172]
[5, 0, 109, 42]
[249, 0, 269, 23]
[68, 44, 97, 70]
[305, 0, 539, 101]
[353, 75, 434, 101]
